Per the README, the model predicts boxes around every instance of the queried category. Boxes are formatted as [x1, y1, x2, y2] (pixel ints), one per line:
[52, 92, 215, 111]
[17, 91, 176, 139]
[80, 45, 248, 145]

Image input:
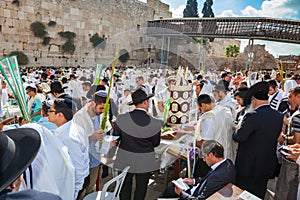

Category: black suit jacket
[180, 159, 236, 200]
[113, 109, 163, 173]
[233, 105, 283, 178]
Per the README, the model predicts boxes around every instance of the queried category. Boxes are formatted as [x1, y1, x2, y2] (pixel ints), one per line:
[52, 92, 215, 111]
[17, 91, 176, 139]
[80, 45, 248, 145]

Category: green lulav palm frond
[99, 46, 119, 149]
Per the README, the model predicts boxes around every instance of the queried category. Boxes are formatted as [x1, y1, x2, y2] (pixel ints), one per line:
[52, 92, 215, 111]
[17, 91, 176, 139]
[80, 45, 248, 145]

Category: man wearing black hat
[49, 81, 82, 110]
[233, 81, 284, 199]
[113, 87, 164, 200]
[0, 128, 61, 199]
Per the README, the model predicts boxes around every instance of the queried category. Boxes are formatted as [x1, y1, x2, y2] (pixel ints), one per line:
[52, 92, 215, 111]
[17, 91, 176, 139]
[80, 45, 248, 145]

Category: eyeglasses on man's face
[47, 109, 56, 113]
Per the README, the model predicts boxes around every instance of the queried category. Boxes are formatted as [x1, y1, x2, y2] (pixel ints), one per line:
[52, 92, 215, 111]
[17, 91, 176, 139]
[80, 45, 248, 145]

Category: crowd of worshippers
[1, 65, 300, 200]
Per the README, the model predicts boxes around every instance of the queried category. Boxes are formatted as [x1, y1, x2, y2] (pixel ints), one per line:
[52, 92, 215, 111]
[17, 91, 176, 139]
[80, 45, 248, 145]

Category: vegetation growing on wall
[30, 22, 47, 38]
[9, 51, 29, 65]
[90, 33, 105, 49]
[48, 21, 57, 27]
[119, 49, 130, 64]
[42, 37, 51, 46]
[226, 45, 239, 57]
[12, 0, 20, 6]
[58, 31, 76, 54]
[58, 31, 76, 41]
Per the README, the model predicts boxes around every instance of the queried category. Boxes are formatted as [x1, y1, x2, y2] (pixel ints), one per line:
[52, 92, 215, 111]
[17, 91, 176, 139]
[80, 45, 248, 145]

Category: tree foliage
[118, 49, 130, 64]
[9, 51, 29, 65]
[192, 37, 207, 45]
[202, 0, 215, 17]
[226, 45, 239, 57]
[90, 33, 105, 49]
[183, 0, 199, 18]
[30, 22, 47, 38]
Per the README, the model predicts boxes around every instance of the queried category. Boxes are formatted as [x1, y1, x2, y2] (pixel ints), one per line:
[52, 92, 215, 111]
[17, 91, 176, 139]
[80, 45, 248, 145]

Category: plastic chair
[83, 166, 130, 200]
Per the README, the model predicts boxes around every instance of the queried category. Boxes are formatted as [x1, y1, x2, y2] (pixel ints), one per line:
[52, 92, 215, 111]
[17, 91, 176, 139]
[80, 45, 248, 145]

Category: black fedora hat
[128, 87, 154, 105]
[0, 128, 41, 192]
[48, 81, 67, 94]
[243, 81, 269, 106]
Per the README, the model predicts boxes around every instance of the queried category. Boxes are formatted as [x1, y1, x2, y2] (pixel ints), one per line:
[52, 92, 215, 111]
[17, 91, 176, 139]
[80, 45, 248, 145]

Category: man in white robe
[21, 123, 75, 200]
[195, 94, 235, 161]
[72, 91, 112, 196]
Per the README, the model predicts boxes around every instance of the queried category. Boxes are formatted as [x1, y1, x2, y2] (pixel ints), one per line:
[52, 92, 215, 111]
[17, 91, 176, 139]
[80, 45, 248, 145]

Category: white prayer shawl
[195, 105, 235, 161]
[199, 83, 213, 95]
[284, 79, 298, 96]
[268, 90, 285, 111]
[118, 95, 134, 114]
[73, 102, 112, 136]
[73, 102, 94, 136]
[26, 95, 38, 114]
[218, 95, 237, 122]
[69, 80, 84, 100]
[22, 123, 75, 200]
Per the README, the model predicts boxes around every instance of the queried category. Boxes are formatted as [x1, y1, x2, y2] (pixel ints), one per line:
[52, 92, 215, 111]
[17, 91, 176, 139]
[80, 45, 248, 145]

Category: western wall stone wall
[0, 0, 172, 67]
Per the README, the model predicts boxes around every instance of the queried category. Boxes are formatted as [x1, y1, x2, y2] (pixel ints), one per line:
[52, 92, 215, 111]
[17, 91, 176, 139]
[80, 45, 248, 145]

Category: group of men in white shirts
[2, 65, 300, 200]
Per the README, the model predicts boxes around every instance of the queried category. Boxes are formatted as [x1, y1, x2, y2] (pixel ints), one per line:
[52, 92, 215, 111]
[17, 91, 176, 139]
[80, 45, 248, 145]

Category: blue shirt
[37, 117, 57, 133]
[31, 98, 42, 122]
[89, 115, 101, 168]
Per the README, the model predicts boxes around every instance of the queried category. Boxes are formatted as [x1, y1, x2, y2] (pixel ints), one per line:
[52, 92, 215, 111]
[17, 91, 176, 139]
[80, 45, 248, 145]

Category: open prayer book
[172, 178, 190, 191]
[238, 190, 261, 200]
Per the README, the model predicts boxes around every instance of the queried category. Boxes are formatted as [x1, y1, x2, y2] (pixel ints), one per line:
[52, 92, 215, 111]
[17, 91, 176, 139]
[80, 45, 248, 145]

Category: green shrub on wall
[58, 31, 76, 54]
[42, 37, 51, 46]
[9, 51, 29, 65]
[48, 21, 57, 27]
[90, 33, 105, 49]
[119, 49, 130, 64]
[58, 31, 76, 41]
[30, 22, 47, 38]
[12, 0, 20, 6]
[62, 41, 76, 54]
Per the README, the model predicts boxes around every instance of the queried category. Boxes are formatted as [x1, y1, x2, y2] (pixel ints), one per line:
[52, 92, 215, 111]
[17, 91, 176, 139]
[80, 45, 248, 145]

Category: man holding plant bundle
[73, 90, 112, 197]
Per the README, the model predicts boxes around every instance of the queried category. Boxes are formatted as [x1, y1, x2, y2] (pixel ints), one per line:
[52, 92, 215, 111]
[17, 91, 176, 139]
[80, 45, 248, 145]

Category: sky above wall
[139, 0, 300, 57]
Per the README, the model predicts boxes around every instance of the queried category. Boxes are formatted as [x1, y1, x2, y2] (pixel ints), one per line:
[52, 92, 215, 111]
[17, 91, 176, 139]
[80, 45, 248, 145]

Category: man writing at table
[161, 140, 236, 199]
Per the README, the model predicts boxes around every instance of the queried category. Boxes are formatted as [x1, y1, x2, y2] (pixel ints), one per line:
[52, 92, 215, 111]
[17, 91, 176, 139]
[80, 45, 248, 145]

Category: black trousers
[236, 176, 269, 199]
[120, 172, 151, 200]
[76, 175, 90, 200]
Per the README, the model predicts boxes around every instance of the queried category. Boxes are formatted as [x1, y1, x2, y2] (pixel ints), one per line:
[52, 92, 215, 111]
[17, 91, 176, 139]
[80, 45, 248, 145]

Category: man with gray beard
[233, 82, 284, 199]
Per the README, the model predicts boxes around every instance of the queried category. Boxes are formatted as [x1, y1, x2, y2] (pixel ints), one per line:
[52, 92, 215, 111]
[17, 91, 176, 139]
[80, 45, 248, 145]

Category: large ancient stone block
[41, 2, 50, 9]
[3, 9, 11, 18]
[70, 8, 80, 16]
[22, 6, 35, 14]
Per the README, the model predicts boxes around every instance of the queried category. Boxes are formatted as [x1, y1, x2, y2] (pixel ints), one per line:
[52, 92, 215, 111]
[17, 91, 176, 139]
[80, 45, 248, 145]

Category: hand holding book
[172, 178, 190, 191]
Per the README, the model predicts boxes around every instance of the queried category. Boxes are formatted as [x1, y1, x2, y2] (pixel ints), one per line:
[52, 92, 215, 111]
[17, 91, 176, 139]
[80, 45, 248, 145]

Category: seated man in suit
[161, 140, 236, 199]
